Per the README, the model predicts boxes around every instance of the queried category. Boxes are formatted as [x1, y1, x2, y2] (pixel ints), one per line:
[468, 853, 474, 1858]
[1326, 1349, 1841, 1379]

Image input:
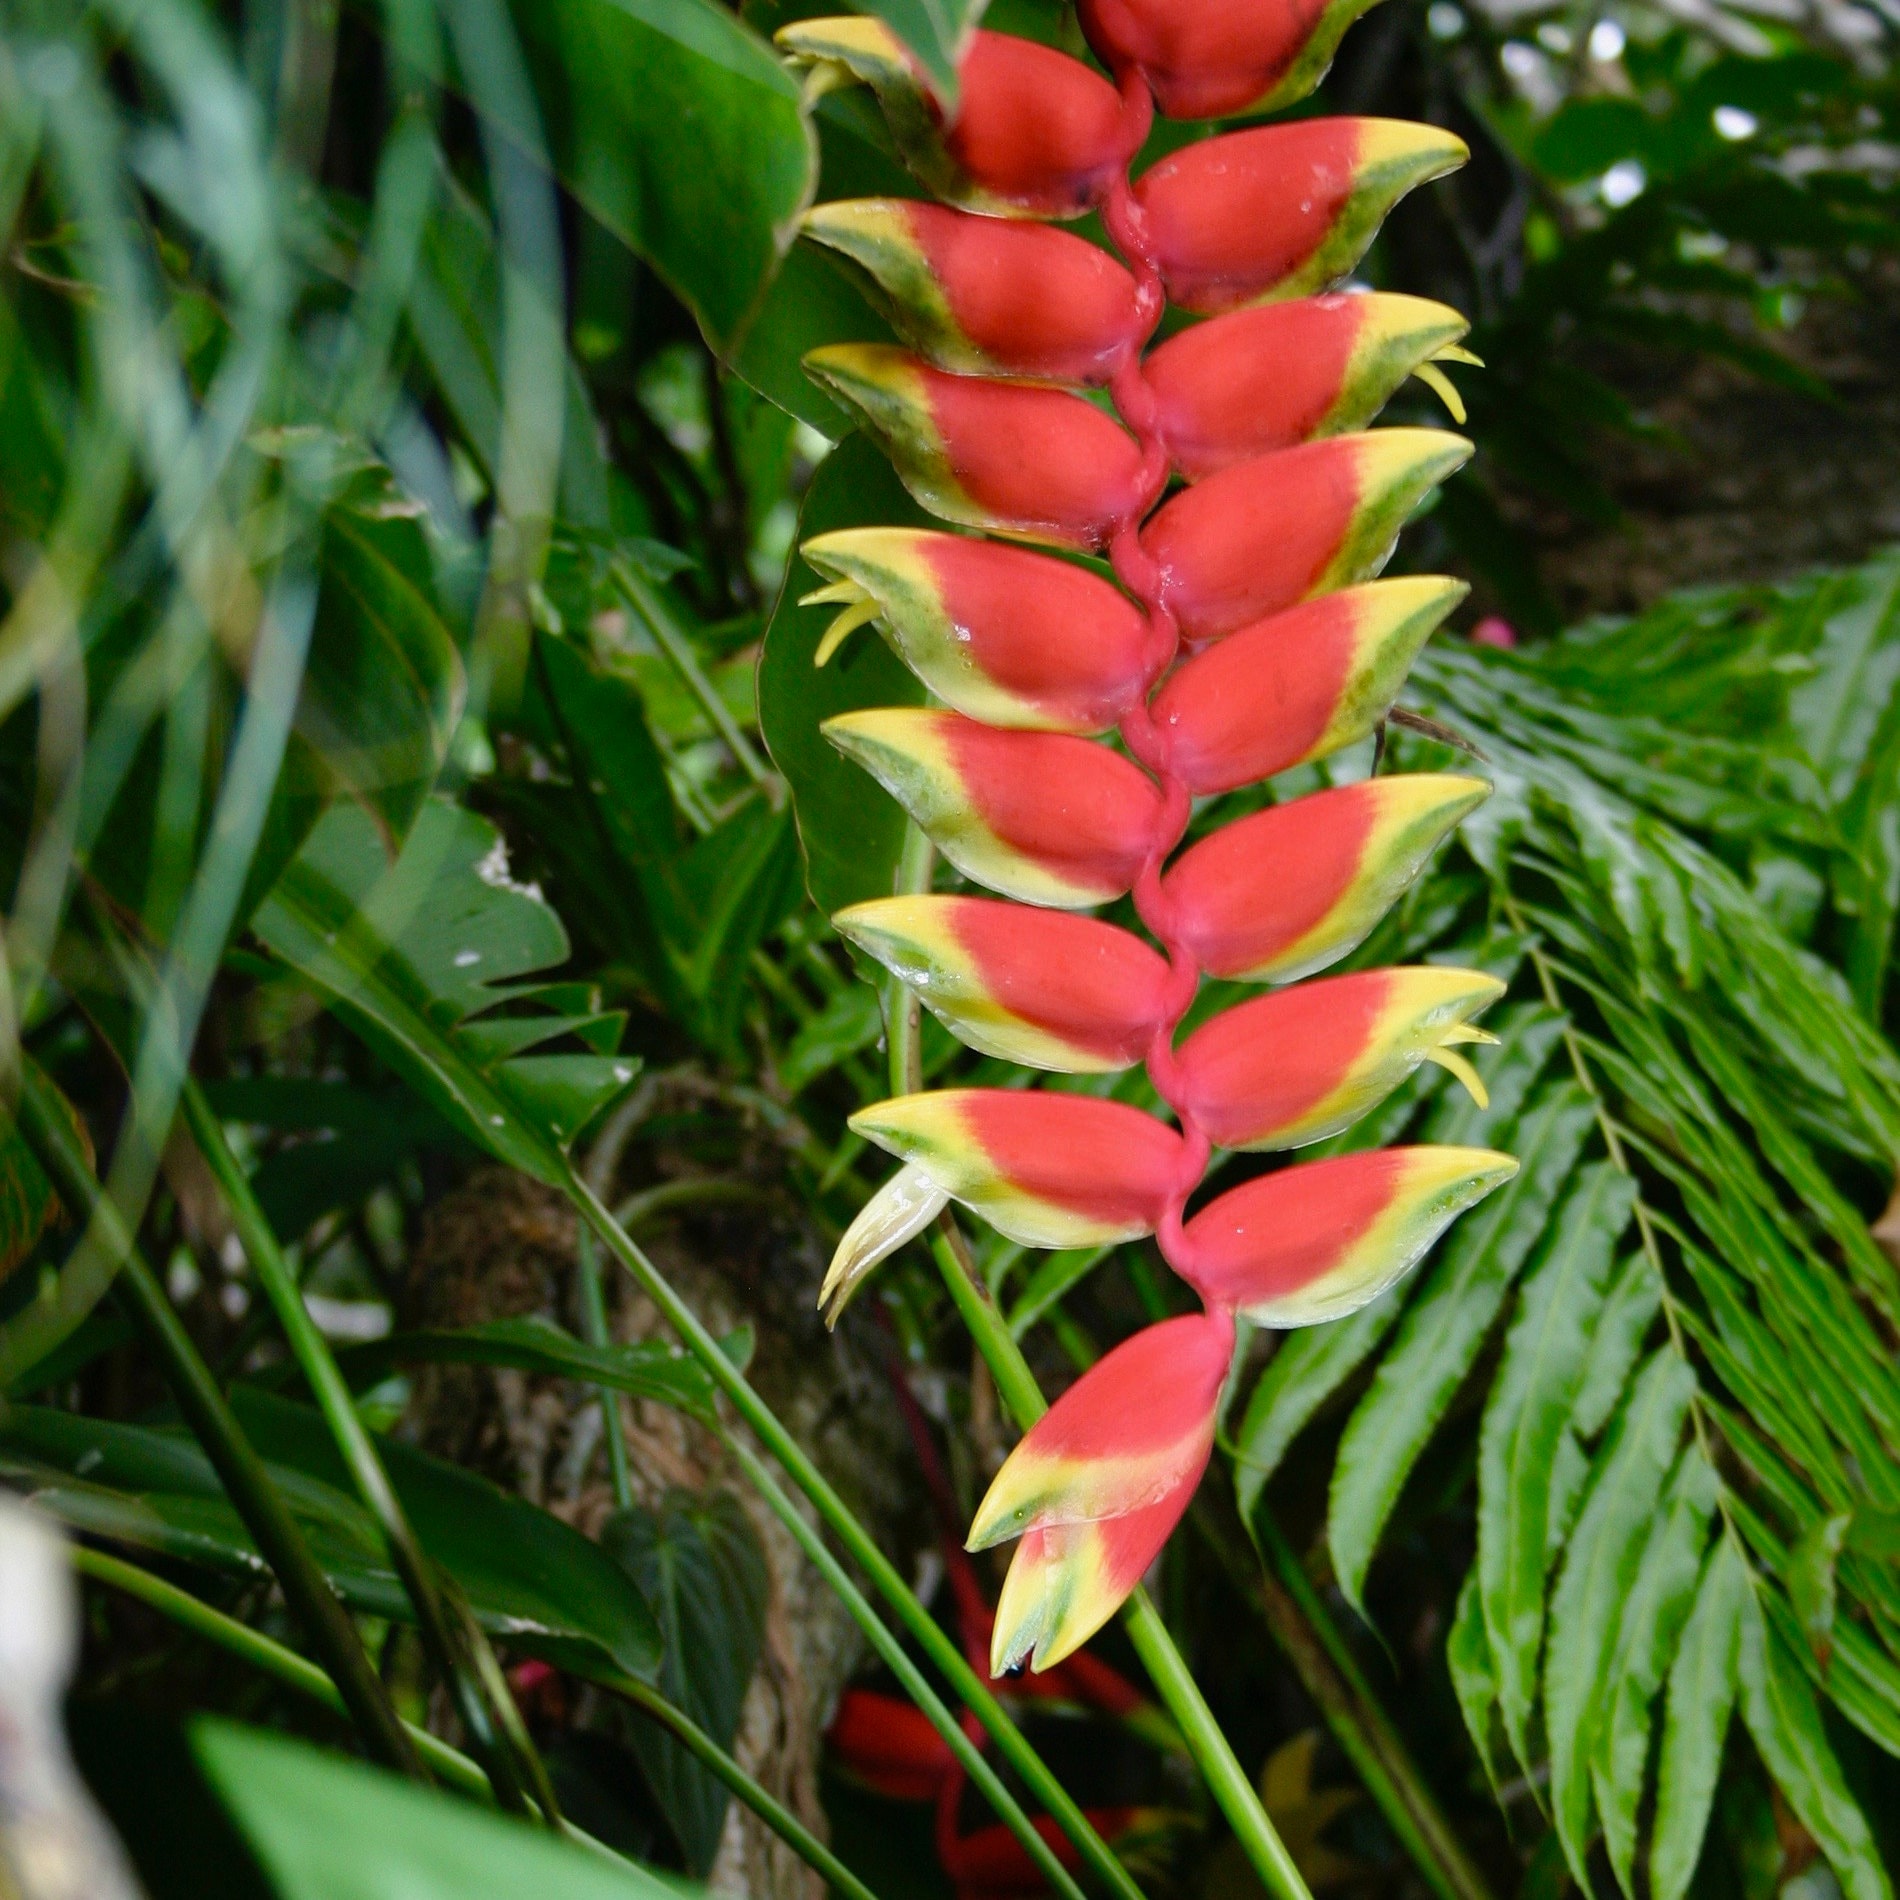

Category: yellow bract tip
[1426, 1044, 1490, 1108]
[815, 596, 883, 666]
[1411, 360, 1466, 424]
[800, 580, 863, 609]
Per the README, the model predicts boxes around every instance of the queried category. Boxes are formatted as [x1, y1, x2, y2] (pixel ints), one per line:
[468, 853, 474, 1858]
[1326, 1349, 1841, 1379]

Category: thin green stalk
[717, 1433, 1085, 1900]
[1231, 1505, 1497, 1900]
[574, 1225, 634, 1511]
[931, 1217, 1312, 1900]
[615, 561, 777, 797]
[180, 1079, 544, 1820]
[1041, 1312, 1493, 1900]
[13, 1060, 420, 1778]
[572, 1173, 1136, 1900]
[77, 1544, 854, 1896]
[890, 825, 1312, 1900]
[613, 1675, 882, 1900]
[71, 1545, 488, 1797]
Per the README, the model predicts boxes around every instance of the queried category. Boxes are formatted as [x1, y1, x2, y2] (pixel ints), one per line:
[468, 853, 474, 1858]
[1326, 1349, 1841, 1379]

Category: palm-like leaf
[1232, 557, 1900, 1900]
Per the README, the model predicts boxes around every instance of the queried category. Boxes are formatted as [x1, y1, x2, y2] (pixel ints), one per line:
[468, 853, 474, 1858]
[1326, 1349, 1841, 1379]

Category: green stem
[615, 561, 778, 797]
[574, 1225, 634, 1511]
[181, 1078, 543, 1820]
[889, 826, 1312, 1900]
[718, 1433, 1082, 1900]
[933, 1216, 1312, 1900]
[71, 1545, 488, 1797]
[613, 1675, 881, 1900]
[572, 1172, 1136, 1900]
[14, 1060, 420, 1779]
[1231, 1504, 1497, 1900]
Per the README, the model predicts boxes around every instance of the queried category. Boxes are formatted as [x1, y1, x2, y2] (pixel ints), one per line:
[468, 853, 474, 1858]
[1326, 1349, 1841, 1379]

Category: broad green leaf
[779, 982, 883, 1093]
[1, 1393, 659, 1685]
[1543, 1349, 1695, 1885]
[1447, 1569, 1506, 1792]
[1651, 1536, 1747, 1900]
[253, 798, 640, 1185]
[1233, 1006, 1567, 1520]
[283, 498, 465, 846]
[0, 1096, 79, 1283]
[1739, 1587, 1893, 1900]
[850, 0, 988, 96]
[504, 0, 815, 352]
[732, 241, 897, 436]
[1232, 1300, 1402, 1524]
[601, 1491, 770, 1874]
[332, 1316, 721, 1422]
[1572, 1248, 1663, 1437]
[1592, 1449, 1719, 1895]
[1328, 1080, 1597, 1616]
[200, 1075, 461, 1240]
[757, 436, 930, 920]
[195, 1720, 688, 1900]
[1477, 1162, 1638, 1765]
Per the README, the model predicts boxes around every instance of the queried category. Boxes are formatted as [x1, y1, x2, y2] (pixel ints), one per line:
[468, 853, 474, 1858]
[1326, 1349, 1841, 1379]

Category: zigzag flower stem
[781, 2, 1521, 1886]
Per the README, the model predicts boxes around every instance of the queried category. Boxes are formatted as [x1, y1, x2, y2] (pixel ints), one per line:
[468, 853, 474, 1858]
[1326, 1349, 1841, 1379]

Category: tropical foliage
[2, 0, 1899, 1899]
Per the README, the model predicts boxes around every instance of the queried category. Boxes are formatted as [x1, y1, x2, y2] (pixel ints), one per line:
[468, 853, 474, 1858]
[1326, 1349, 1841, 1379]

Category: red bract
[1150, 577, 1466, 792]
[776, 22, 1135, 217]
[1145, 292, 1469, 478]
[979, 1310, 1235, 1669]
[1080, 0, 1388, 118]
[824, 710, 1164, 908]
[834, 895, 1172, 1071]
[805, 201, 1145, 384]
[851, 1089, 1186, 1249]
[829, 1687, 956, 1800]
[1135, 118, 1467, 312]
[803, 528, 1157, 733]
[790, 0, 1508, 1681]
[1162, 774, 1490, 983]
[807, 345, 1148, 547]
[1142, 431, 1471, 643]
[1173, 1145, 1517, 1323]
[1174, 966, 1505, 1151]
[942, 32, 1134, 216]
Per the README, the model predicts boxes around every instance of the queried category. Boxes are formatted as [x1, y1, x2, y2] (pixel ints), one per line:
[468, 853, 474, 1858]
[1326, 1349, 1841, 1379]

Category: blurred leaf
[253, 798, 641, 1184]
[779, 980, 883, 1092]
[278, 497, 465, 846]
[195, 1720, 688, 1900]
[602, 1490, 770, 1874]
[0, 1087, 87, 1283]
[757, 435, 929, 919]
[2, 1391, 659, 1684]
[333, 1315, 721, 1423]
[504, 0, 815, 352]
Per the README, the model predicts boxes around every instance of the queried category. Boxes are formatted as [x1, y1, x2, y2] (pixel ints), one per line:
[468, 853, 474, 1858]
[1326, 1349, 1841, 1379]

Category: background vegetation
[4, 0, 1900, 1898]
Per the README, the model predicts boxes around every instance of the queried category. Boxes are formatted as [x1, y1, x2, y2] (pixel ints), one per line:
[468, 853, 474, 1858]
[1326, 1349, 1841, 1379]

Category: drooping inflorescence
[781, 0, 1518, 1676]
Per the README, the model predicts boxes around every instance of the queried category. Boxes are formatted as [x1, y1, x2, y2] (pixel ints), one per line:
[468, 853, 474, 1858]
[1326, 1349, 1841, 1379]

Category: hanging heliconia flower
[781, 0, 1515, 1677]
